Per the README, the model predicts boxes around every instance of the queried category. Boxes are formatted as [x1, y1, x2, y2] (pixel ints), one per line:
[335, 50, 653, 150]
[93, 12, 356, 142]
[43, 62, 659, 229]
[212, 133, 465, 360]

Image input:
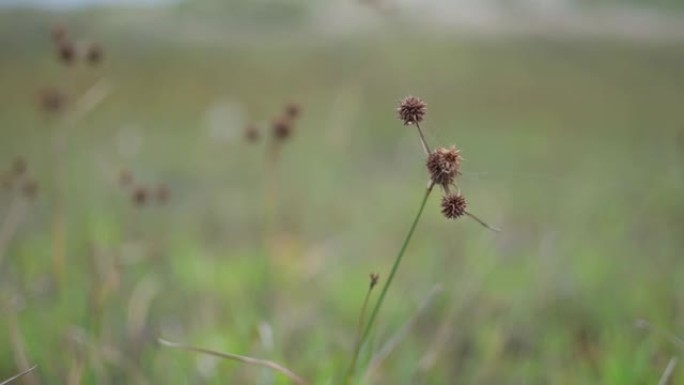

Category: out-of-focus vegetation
[1, 4, 683, 384]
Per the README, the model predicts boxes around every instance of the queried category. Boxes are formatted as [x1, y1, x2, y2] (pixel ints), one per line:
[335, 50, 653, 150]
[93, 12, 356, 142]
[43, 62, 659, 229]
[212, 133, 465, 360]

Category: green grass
[1, 12, 684, 384]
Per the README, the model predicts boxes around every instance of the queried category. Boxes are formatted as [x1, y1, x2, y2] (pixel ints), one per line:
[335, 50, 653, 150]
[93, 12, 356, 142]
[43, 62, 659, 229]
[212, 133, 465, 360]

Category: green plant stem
[351, 284, 374, 362]
[346, 183, 434, 383]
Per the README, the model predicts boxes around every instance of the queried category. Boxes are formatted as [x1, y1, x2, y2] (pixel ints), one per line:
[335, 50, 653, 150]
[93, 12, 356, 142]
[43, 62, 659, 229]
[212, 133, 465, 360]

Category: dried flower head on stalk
[132, 186, 148, 206]
[57, 41, 76, 65]
[397, 96, 427, 126]
[426, 146, 462, 190]
[272, 117, 293, 141]
[369, 273, 380, 289]
[441, 193, 467, 219]
[285, 102, 301, 119]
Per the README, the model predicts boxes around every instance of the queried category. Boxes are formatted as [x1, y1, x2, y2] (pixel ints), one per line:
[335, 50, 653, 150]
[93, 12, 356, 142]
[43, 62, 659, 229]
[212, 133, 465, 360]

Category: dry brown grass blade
[8, 314, 37, 385]
[0, 365, 37, 385]
[658, 357, 678, 385]
[158, 338, 309, 385]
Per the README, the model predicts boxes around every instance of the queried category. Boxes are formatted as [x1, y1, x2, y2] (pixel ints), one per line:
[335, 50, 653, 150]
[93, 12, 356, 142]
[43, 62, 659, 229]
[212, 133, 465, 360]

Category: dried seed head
[272, 116, 293, 141]
[86, 42, 103, 65]
[12, 157, 27, 177]
[441, 193, 467, 219]
[426, 146, 461, 189]
[119, 169, 133, 188]
[369, 273, 380, 289]
[244, 124, 260, 143]
[51, 23, 68, 44]
[397, 96, 427, 125]
[57, 41, 76, 65]
[156, 184, 169, 204]
[38, 87, 67, 114]
[285, 102, 301, 119]
[21, 179, 38, 199]
[132, 186, 147, 206]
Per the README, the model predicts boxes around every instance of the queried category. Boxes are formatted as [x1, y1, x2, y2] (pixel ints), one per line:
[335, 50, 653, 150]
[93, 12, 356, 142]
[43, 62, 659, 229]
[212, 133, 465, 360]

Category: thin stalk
[0, 365, 37, 385]
[465, 211, 501, 233]
[347, 183, 434, 382]
[158, 338, 308, 385]
[414, 123, 431, 155]
[349, 282, 375, 370]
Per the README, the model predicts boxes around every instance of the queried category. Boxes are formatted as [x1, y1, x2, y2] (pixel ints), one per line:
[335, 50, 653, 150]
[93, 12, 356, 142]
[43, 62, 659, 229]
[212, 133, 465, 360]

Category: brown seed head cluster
[285, 102, 301, 119]
[132, 186, 147, 206]
[49, 24, 104, 66]
[397, 96, 427, 126]
[426, 146, 462, 190]
[441, 193, 467, 219]
[396, 95, 496, 226]
[272, 117, 293, 141]
[57, 41, 76, 65]
[119, 169, 170, 207]
[271, 102, 302, 142]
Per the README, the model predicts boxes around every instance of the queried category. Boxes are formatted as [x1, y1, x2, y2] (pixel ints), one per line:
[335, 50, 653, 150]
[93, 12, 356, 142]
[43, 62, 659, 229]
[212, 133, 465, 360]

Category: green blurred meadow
[1, 4, 684, 384]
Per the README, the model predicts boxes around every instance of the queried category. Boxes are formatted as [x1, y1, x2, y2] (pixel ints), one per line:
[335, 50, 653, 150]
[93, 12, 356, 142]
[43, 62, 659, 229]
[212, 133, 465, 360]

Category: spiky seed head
[426, 146, 462, 189]
[51, 23, 68, 44]
[86, 42, 103, 65]
[38, 87, 67, 114]
[57, 41, 76, 65]
[441, 193, 467, 219]
[12, 157, 27, 176]
[21, 179, 38, 199]
[397, 96, 427, 125]
[369, 273, 380, 289]
[272, 116, 293, 141]
[244, 124, 260, 143]
[132, 186, 147, 206]
[156, 184, 169, 204]
[285, 102, 301, 119]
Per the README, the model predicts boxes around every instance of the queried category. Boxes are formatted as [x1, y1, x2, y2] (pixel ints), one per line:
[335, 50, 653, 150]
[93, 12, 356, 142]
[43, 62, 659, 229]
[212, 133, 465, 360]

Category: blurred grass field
[1, 8, 684, 385]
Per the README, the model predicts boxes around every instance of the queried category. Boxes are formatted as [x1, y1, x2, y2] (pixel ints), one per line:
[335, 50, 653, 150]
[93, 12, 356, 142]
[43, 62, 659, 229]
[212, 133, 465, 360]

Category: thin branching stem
[158, 338, 308, 385]
[414, 123, 431, 155]
[347, 183, 434, 382]
[465, 211, 501, 233]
